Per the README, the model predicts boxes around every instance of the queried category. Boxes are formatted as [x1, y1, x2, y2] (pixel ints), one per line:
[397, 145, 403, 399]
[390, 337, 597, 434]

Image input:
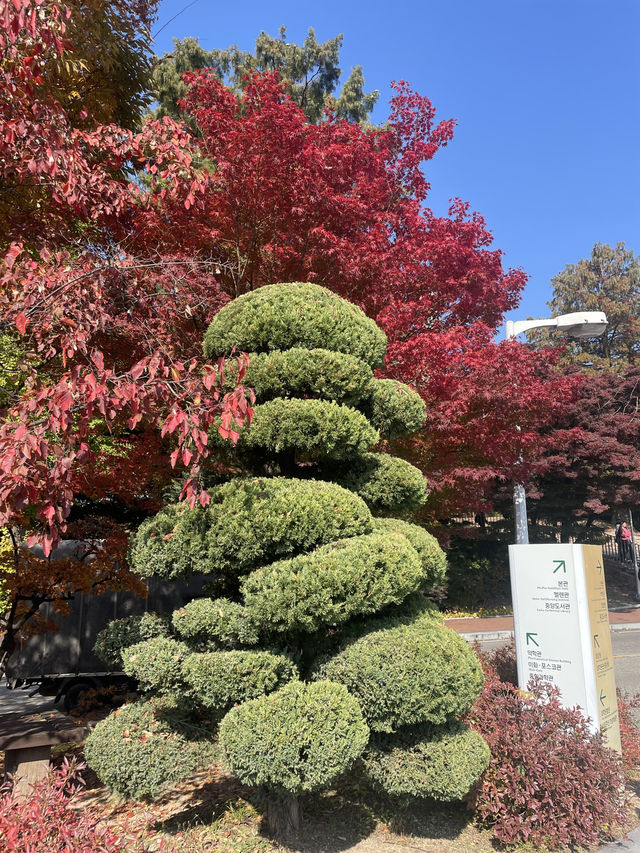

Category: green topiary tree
[86, 282, 488, 838]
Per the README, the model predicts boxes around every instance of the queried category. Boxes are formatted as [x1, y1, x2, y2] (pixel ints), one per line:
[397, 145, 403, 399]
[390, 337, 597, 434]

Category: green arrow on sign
[593, 634, 600, 648]
[553, 560, 567, 573]
[600, 690, 606, 706]
[596, 562, 603, 574]
[526, 632, 539, 647]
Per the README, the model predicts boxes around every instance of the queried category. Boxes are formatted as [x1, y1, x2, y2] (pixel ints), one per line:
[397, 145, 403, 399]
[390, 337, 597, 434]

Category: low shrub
[242, 532, 423, 633]
[472, 636, 517, 685]
[85, 698, 219, 800]
[93, 612, 171, 669]
[617, 690, 640, 778]
[172, 597, 259, 648]
[219, 680, 369, 795]
[123, 637, 190, 694]
[467, 675, 625, 847]
[362, 721, 490, 801]
[314, 623, 484, 732]
[0, 757, 155, 851]
[183, 649, 297, 711]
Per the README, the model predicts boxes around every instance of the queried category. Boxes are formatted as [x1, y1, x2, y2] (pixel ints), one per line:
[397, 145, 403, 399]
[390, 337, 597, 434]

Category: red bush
[467, 673, 625, 847]
[0, 757, 157, 852]
[618, 691, 640, 778]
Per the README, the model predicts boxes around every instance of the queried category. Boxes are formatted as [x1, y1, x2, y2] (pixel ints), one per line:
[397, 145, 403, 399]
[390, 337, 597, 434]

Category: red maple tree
[0, 1, 252, 556]
[139, 69, 574, 515]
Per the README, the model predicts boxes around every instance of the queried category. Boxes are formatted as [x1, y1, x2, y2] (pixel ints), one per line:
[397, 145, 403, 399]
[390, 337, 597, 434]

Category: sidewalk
[445, 604, 640, 640]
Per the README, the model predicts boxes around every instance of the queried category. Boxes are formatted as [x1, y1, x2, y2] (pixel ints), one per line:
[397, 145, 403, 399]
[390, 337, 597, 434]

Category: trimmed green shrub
[172, 598, 259, 648]
[129, 501, 209, 580]
[359, 379, 426, 440]
[131, 477, 374, 581]
[371, 518, 446, 590]
[183, 650, 297, 711]
[242, 532, 423, 633]
[123, 637, 190, 694]
[218, 398, 379, 460]
[93, 612, 171, 669]
[224, 348, 373, 405]
[88, 283, 481, 831]
[333, 452, 428, 514]
[219, 680, 369, 795]
[204, 282, 387, 368]
[362, 721, 490, 801]
[314, 623, 484, 732]
[205, 478, 373, 576]
[85, 698, 219, 800]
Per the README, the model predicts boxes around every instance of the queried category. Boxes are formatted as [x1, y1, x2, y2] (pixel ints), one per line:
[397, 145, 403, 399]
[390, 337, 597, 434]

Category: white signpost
[509, 543, 621, 753]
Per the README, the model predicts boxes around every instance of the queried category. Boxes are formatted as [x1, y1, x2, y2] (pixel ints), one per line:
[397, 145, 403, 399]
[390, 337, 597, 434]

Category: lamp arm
[506, 318, 559, 340]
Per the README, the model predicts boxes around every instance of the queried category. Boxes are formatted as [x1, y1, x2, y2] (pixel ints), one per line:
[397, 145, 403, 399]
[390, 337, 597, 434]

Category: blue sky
[153, 0, 640, 332]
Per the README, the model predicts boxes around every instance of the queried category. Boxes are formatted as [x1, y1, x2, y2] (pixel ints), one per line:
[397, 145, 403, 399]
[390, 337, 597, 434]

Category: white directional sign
[509, 543, 621, 753]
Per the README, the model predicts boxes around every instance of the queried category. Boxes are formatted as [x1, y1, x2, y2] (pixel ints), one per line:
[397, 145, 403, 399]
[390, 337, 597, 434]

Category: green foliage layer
[371, 518, 446, 590]
[183, 650, 297, 712]
[123, 637, 190, 694]
[93, 612, 171, 669]
[172, 598, 259, 648]
[242, 532, 423, 633]
[85, 699, 219, 801]
[359, 379, 426, 440]
[219, 680, 369, 795]
[362, 722, 491, 801]
[226, 398, 379, 459]
[332, 452, 428, 514]
[315, 623, 484, 732]
[129, 502, 208, 580]
[228, 348, 373, 405]
[204, 282, 387, 368]
[206, 478, 373, 575]
[130, 477, 374, 580]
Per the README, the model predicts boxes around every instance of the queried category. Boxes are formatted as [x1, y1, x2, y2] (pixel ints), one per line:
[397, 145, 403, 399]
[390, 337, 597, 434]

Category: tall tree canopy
[44, 0, 159, 129]
[535, 243, 640, 372]
[152, 27, 379, 124]
[524, 243, 640, 533]
[0, 0, 251, 555]
[528, 368, 640, 537]
[140, 69, 573, 517]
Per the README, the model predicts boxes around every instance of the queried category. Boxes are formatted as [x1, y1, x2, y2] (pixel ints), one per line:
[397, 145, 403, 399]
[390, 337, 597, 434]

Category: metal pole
[513, 482, 529, 545]
[506, 321, 529, 545]
[629, 508, 640, 600]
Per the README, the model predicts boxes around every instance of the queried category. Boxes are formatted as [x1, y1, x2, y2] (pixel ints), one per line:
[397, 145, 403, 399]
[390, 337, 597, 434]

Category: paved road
[478, 626, 640, 699]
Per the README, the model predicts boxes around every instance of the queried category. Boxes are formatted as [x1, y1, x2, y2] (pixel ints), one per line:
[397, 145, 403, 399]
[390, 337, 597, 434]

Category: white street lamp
[506, 310, 609, 544]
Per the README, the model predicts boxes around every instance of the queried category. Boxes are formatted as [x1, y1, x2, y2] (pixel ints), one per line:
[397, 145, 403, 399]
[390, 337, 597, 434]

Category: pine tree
[85, 283, 489, 837]
[152, 27, 379, 124]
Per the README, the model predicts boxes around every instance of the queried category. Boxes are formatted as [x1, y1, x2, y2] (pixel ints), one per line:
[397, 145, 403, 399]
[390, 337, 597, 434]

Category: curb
[454, 621, 640, 643]
[597, 825, 640, 852]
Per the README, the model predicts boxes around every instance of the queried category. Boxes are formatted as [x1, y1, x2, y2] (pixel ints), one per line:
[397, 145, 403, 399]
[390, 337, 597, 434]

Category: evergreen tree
[86, 283, 488, 837]
[152, 27, 379, 124]
[531, 242, 640, 371]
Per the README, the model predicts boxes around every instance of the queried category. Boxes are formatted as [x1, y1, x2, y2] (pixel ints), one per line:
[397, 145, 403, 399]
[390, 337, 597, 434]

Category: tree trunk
[265, 794, 301, 840]
[0, 627, 17, 682]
